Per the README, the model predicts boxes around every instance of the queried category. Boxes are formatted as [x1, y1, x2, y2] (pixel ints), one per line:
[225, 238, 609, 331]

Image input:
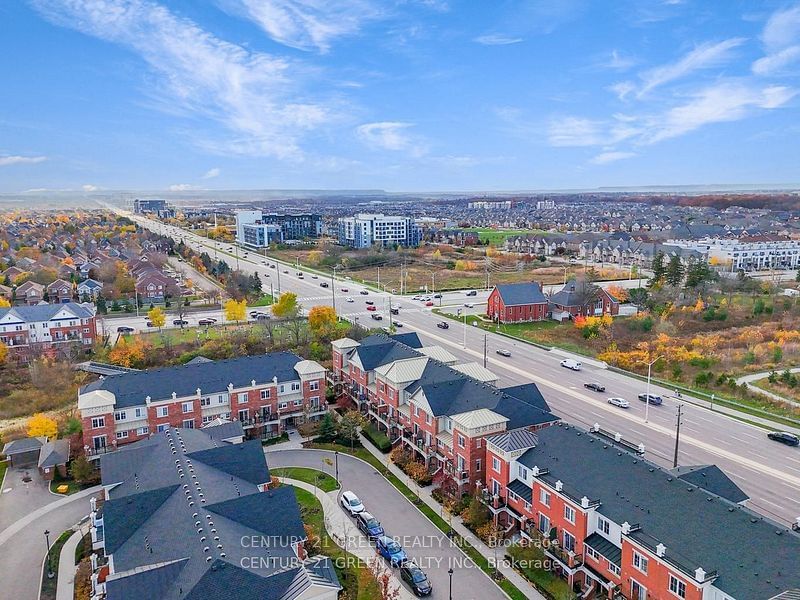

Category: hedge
[362, 423, 392, 453]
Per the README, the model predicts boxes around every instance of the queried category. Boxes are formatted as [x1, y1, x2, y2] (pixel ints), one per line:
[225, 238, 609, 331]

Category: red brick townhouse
[549, 279, 620, 321]
[484, 422, 800, 600]
[487, 282, 549, 324]
[77, 352, 327, 455]
[0, 302, 97, 358]
[87, 424, 341, 600]
[331, 332, 559, 496]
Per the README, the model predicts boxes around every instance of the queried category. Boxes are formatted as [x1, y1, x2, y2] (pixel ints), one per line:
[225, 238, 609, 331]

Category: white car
[346, 297, 354, 303]
[608, 397, 630, 409]
[464, 302, 475, 308]
[560, 359, 582, 371]
[340, 491, 365, 516]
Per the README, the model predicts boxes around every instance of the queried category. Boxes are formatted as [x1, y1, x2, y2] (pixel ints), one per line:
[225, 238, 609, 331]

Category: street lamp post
[645, 355, 663, 423]
[448, 568, 454, 600]
[44, 529, 54, 579]
[332, 266, 338, 313]
[334, 451, 339, 482]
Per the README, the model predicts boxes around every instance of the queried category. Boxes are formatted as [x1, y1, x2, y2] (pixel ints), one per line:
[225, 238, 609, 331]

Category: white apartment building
[668, 236, 800, 272]
[337, 213, 421, 248]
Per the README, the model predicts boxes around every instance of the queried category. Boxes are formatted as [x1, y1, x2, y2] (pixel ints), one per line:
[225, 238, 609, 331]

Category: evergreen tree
[665, 255, 685, 287]
[685, 259, 714, 289]
[252, 272, 262, 294]
[96, 295, 107, 314]
[318, 413, 337, 442]
[649, 251, 666, 286]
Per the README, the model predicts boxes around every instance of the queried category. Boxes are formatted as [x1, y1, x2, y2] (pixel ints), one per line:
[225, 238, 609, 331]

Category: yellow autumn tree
[0, 341, 7, 366]
[108, 337, 147, 368]
[28, 413, 58, 439]
[0, 297, 10, 308]
[224, 298, 247, 323]
[272, 292, 299, 318]
[147, 306, 166, 329]
[306, 250, 323, 265]
[606, 285, 629, 303]
[308, 305, 337, 339]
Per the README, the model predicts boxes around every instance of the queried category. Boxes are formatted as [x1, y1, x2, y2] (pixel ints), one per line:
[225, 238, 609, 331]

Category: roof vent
[666, 477, 673, 482]
[206, 556, 212, 562]
[220, 552, 226, 557]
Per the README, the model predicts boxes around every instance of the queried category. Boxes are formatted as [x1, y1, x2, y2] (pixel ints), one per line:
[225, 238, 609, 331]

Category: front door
[93, 435, 107, 450]
[631, 580, 647, 600]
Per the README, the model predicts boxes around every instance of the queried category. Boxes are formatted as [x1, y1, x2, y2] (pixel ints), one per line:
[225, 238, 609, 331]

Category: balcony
[544, 544, 583, 570]
[239, 413, 278, 428]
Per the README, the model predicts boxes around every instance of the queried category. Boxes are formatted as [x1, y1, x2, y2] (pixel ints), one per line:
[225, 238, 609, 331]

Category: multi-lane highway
[124, 212, 800, 526]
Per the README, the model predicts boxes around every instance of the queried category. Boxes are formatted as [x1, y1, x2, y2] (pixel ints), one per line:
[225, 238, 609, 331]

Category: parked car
[767, 431, 800, 446]
[584, 382, 606, 392]
[255, 313, 271, 320]
[172, 319, 188, 326]
[607, 397, 630, 408]
[400, 562, 432, 596]
[436, 322, 449, 329]
[466, 290, 477, 296]
[360, 290, 369, 295]
[340, 491, 364, 516]
[355, 512, 384, 539]
[116, 326, 135, 333]
[320, 282, 329, 288]
[496, 348, 511, 357]
[367, 305, 377, 312]
[371, 314, 383, 320]
[412, 295, 421, 301]
[376, 536, 407, 566]
[341, 287, 349, 292]
[270, 264, 276, 269]
[638, 393, 663, 405]
[198, 318, 215, 326]
[560, 359, 582, 371]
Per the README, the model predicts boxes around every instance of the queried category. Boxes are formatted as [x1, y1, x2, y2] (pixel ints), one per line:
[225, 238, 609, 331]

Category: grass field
[458, 227, 548, 245]
[272, 467, 340, 492]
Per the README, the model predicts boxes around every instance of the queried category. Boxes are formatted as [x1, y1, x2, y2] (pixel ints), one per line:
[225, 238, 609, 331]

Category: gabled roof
[389, 332, 423, 348]
[671, 465, 749, 504]
[206, 486, 305, 542]
[104, 485, 179, 554]
[450, 362, 498, 383]
[0, 302, 95, 324]
[2, 436, 45, 455]
[418, 345, 458, 364]
[37, 439, 70, 469]
[450, 408, 507, 430]
[493, 282, 548, 306]
[184, 562, 306, 600]
[499, 383, 551, 413]
[486, 429, 539, 453]
[105, 558, 189, 600]
[187, 440, 270, 486]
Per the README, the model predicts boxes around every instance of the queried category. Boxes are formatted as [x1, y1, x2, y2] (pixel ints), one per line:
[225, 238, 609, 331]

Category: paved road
[127, 214, 800, 525]
[267, 449, 505, 600]
[736, 368, 800, 408]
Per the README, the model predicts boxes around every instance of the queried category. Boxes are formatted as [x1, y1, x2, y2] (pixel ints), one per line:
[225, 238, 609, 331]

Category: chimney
[145, 395, 151, 404]
[656, 543, 666, 557]
[621, 521, 631, 534]
[614, 432, 622, 442]
[580, 496, 590, 509]
[591, 423, 599, 433]
[694, 567, 706, 582]
[555, 480, 563, 492]
[251, 379, 256, 387]
[196, 388, 202, 397]
[273, 376, 278, 384]
[171, 392, 177, 400]
[531, 466, 540, 477]
[227, 383, 234, 392]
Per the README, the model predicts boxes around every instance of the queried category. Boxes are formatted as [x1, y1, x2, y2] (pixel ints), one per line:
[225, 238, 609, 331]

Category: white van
[560, 359, 582, 371]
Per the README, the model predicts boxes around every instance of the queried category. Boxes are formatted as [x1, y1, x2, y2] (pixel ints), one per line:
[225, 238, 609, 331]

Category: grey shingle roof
[507, 479, 532, 504]
[0, 302, 94, 324]
[202, 421, 244, 442]
[105, 558, 189, 600]
[187, 440, 270, 486]
[494, 283, 548, 306]
[37, 439, 70, 468]
[82, 352, 303, 409]
[206, 486, 305, 542]
[2, 437, 44, 455]
[389, 332, 423, 348]
[517, 424, 800, 599]
[183, 562, 305, 600]
[671, 464, 749, 504]
[104, 485, 180, 554]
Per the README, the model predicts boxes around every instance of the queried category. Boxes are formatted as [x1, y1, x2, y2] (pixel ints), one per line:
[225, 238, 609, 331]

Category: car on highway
[400, 562, 432, 596]
[198, 318, 215, 326]
[607, 397, 630, 409]
[172, 319, 189, 326]
[341, 287, 349, 292]
[262, 260, 267, 264]
[375, 536, 407, 566]
[371, 314, 383, 320]
[283, 269, 289, 274]
[433, 293, 442, 299]
[425, 301, 434, 307]
[394, 322, 403, 328]
[270, 264, 276, 269]
[255, 313, 271, 320]
[296, 272, 303, 276]
[436, 321, 449, 329]
[320, 282, 329, 288]
[466, 290, 477, 296]
[464, 302, 475, 308]
[355, 512, 384, 539]
[311, 274, 318, 279]
[560, 359, 582, 371]
[346, 297, 354, 303]
[360, 290, 369, 295]
[116, 326, 135, 333]
[638, 393, 663, 405]
[365, 300, 374, 305]
[367, 305, 377, 312]
[767, 431, 800, 446]
[390, 307, 399, 315]
[145, 320, 155, 327]
[421, 296, 431, 302]
[584, 382, 606, 392]
[412, 295, 422, 300]
[496, 348, 511, 357]
[340, 491, 364, 516]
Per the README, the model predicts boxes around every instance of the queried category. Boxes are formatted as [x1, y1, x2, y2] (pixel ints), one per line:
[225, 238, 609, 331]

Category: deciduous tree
[147, 306, 166, 329]
[308, 305, 337, 339]
[338, 409, 366, 450]
[28, 413, 58, 439]
[272, 292, 299, 319]
[224, 298, 247, 323]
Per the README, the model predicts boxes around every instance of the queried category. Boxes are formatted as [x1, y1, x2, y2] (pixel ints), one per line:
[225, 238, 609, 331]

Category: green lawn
[291, 486, 380, 600]
[49, 479, 84, 495]
[306, 443, 529, 600]
[40, 530, 73, 600]
[458, 227, 547, 245]
[272, 467, 339, 492]
[506, 543, 573, 600]
[251, 294, 274, 307]
[0, 460, 8, 488]
[125, 325, 226, 347]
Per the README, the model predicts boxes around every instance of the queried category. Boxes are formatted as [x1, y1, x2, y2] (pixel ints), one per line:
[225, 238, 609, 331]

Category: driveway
[266, 448, 506, 600]
[0, 465, 58, 531]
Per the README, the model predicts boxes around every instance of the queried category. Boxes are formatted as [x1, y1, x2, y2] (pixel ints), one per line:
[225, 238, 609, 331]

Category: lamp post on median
[645, 355, 663, 423]
[334, 451, 339, 482]
[448, 568, 454, 600]
[44, 529, 54, 579]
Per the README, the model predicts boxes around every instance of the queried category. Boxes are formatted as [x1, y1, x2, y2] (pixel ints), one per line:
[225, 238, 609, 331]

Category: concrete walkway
[356, 435, 546, 600]
[56, 523, 89, 600]
[736, 368, 800, 408]
[278, 477, 415, 600]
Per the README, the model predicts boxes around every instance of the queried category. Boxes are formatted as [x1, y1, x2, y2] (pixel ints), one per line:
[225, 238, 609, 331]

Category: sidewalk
[736, 368, 800, 409]
[56, 523, 89, 600]
[278, 477, 416, 600]
[356, 435, 546, 600]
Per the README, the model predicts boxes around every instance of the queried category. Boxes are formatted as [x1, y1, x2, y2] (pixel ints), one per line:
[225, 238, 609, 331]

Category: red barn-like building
[487, 282, 549, 324]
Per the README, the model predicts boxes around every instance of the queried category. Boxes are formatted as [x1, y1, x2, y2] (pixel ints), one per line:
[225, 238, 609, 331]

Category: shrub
[461, 494, 490, 529]
[390, 446, 413, 470]
[694, 372, 711, 387]
[743, 351, 756, 365]
[773, 346, 784, 363]
[689, 356, 713, 369]
[404, 461, 433, 486]
[362, 423, 391, 453]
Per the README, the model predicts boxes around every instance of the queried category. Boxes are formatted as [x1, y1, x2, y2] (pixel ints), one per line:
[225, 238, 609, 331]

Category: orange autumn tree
[108, 337, 147, 368]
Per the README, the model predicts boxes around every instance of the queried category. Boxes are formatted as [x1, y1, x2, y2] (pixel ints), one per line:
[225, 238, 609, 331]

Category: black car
[360, 290, 369, 295]
[320, 282, 329, 288]
[584, 383, 606, 392]
[355, 512, 384, 539]
[400, 562, 432, 596]
[172, 319, 188, 326]
[767, 431, 800, 446]
[198, 318, 215, 326]
[436, 322, 449, 329]
[371, 314, 383, 321]
[116, 326, 134, 333]
[390, 308, 399, 315]
[638, 393, 663, 405]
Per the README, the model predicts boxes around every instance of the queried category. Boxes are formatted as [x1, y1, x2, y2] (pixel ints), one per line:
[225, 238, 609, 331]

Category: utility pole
[485, 256, 490, 290]
[276, 263, 281, 294]
[483, 334, 487, 368]
[431, 272, 435, 295]
[377, 266, 380, 289]
[673, 404, 683, 468]
[332, 266, 337, 313]
[388, 297, 393, 330]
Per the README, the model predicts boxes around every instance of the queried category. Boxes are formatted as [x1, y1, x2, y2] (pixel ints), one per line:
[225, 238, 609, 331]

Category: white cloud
[226, 0, 383, 53]
[647, 81, 796, 143]
[548, 115, 640, 147]
[589, 151, 636, 165]
[168, 183, 199, 191]
[603, 50, 637, 71]
[752, 5, 800, 75]
[636, 38, 747, 97]
[82, 184, 99, 191]
[32, 0, 332, 160]
[473, 34, 523, 46]
[202, 167, 221, 179]
[0, 155, 47, 167]
[356, 121, 426, 155]
[609, 81, 636, 101]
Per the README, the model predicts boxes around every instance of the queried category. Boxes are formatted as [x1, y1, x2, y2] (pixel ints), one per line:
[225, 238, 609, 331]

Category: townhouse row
[0, 302, 97, 358]
[77, 352, 327, 454]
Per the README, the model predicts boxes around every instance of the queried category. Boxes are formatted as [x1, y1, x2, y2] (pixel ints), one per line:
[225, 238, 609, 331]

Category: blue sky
[1, 0, 799, 193]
